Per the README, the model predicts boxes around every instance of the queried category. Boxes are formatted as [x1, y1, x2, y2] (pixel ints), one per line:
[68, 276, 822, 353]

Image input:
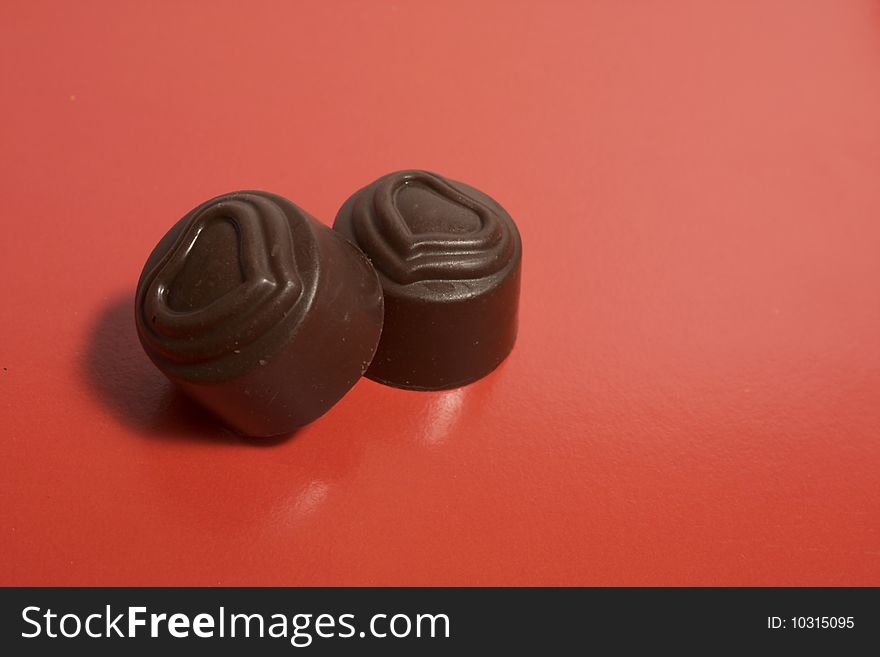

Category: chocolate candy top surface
[346, 170, 519, 290]
[136, 191, 320, 381]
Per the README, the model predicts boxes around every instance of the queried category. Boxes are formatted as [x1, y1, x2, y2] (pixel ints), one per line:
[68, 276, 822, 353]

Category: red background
[1, 1, 878, 586]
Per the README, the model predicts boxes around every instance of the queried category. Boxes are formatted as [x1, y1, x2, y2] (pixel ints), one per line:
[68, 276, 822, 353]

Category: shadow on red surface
[80, 293, 295, 447]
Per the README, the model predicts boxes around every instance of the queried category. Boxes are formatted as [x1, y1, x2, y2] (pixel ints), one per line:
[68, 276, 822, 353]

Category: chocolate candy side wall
[135, 191, 384, 437]
[334, 170, 522, 390]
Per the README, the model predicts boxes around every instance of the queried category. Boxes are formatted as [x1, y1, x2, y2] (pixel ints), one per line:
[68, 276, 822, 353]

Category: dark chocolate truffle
[135, 191, 384, 437]
[334, 170, 521, 390]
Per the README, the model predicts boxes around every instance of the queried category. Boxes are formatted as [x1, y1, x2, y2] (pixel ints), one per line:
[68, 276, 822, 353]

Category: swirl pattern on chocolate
[350, 170, 516, 285]
[137, 192, 307, 365]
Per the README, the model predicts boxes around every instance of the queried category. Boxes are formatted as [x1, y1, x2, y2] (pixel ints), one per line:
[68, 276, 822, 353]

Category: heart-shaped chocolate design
[137, 192, 306, 365]
[350, 171, 516, 285]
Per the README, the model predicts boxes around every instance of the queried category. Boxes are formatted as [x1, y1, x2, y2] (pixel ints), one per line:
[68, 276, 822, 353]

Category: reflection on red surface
[421, 389, 467, 447]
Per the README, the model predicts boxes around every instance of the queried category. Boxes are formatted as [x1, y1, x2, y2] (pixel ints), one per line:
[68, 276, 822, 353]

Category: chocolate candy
[135, 191, 384, 437]
[334, 170, 521, 390]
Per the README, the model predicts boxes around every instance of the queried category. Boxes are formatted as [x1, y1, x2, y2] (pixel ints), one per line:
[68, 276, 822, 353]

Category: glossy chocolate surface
[334, 170, 521, 390]
[136, 191, 384, 436]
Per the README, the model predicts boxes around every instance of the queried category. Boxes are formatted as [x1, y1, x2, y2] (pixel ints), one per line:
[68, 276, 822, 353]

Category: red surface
[1, 1, 879, 586]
